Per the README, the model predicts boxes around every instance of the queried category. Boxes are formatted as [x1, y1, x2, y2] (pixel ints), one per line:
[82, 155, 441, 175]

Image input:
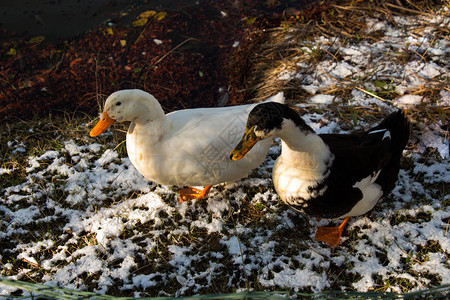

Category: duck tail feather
[372, 110, 410, 195]
[263, 92, 285, 104]
[369, 110, 410, 153]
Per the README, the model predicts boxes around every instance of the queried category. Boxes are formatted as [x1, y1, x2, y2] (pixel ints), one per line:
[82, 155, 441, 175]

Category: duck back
[281, 110, 410, 219]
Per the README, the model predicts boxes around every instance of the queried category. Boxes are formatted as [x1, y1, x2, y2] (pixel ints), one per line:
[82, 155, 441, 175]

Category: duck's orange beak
[90, 112, 115, 137]
[229, 126, 260, 161]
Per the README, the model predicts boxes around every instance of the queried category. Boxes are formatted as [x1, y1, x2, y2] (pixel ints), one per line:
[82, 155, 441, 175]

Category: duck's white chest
[126, 124, 164, 181]
[272, 153, 327, 205]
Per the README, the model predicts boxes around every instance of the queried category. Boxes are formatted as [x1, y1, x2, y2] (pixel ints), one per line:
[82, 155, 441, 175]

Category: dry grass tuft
[228, 0, 449, 128]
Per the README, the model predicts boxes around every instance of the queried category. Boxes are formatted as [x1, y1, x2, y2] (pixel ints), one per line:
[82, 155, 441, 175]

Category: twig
[355, 87, 387, 102]
[384, 3, 432, 16]
[153, 38, 199, 66]
[134, 26, 147, 44]
[21, 258, 39, 268]
[113, 139, 126, 152]
[337, 107, 354, 127]
[393, 240, 425, 265]
[412, 48, 428, 63]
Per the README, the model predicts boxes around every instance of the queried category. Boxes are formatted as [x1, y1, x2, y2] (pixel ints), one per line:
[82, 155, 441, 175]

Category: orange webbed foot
[178, 185, 212, 202]
[314, 217, 350, 248]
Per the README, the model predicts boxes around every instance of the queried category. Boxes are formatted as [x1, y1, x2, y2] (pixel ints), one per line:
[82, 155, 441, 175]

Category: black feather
[246, 103, 410, 219]
[247, 102, 313, 134]
[301, 110, 410, 218]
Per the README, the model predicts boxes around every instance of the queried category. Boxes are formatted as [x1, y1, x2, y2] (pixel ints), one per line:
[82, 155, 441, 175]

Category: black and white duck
[230, 102, 410, 247]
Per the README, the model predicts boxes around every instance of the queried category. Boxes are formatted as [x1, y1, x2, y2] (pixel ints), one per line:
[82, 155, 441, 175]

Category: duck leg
[314, 217, 350, 248]
[178, 185, 212, 202]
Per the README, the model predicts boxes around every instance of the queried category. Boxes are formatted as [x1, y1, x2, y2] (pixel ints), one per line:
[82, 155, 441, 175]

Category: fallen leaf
[139, 10, 156, 19]
[120, 40, 127, 47]
[7, 48, 17, 56]
[245, 17, 257, 25]
[105, 27, 114, 35]
[154, 11, 167, 21]
[28, 36, 45, 44]
[132, 18, 148, 27]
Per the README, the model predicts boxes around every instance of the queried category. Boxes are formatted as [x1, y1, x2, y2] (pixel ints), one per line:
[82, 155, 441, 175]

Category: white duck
[90, 89, 284, 201]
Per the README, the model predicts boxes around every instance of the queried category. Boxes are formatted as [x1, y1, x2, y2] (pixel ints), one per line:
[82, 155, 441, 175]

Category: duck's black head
[230, 102, 312, 160]
[249, 102, 313, 138]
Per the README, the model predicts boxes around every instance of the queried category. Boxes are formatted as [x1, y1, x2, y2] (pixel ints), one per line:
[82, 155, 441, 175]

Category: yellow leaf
[120, 40, 127, 47]
[132, 18, 148, 27]
[7, 48, 17, 56]
[28, 36, 45, 44]
[105, 27, 114, 35]
[139, 10, 156, 19]
[245, 17, 257, 25]
[154, 11, 167, 21]
[266, 0, 278, 7]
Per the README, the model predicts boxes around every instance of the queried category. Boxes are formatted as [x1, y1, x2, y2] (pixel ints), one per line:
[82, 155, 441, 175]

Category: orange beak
[229, 126, 259, 161]
[90, 111, 115, 137]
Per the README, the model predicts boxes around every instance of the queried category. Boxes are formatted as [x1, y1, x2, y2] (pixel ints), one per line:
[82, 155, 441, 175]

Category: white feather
[104, 89, 285, 187]
[340, 170, 383, 218]
[272, 120, 332, 205]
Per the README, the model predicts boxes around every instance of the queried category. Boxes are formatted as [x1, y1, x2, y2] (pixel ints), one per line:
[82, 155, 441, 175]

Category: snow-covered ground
[1, 4, 449, 298]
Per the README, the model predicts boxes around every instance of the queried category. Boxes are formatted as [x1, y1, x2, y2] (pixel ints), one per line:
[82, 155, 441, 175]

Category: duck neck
[132, 100, 171, 136]
[277, 119, 332, 173]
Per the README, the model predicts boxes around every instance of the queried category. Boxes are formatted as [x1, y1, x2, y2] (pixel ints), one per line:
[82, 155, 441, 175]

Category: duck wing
[322, 110, 410, 192]
[306, 110, 410, 218]
[166, 92, 285, 134]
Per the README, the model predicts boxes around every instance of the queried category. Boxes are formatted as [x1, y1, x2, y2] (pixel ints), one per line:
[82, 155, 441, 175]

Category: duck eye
[116, 102, 122, 106]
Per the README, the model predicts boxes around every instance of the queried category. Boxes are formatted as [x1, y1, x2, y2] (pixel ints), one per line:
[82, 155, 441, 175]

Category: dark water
[0, 0, 199, 41]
